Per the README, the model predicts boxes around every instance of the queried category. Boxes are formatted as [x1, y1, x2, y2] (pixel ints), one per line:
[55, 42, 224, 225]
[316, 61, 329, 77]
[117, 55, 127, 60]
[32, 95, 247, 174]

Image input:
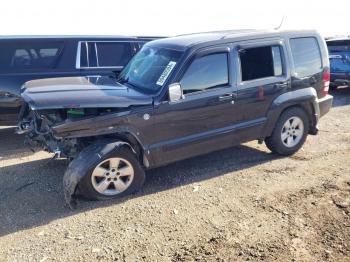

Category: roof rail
[221, 29, 263, 39]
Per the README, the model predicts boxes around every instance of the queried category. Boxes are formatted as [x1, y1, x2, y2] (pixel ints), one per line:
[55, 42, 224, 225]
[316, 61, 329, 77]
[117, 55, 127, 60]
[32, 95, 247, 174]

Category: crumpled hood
[22, 76, 153, 110]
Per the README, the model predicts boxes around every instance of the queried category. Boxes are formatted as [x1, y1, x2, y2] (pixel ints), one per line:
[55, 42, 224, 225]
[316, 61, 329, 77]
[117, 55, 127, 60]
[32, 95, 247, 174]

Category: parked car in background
[0, 35, 160, 124]
[326, 38, 350, 89]
[18, 30, 333, 206]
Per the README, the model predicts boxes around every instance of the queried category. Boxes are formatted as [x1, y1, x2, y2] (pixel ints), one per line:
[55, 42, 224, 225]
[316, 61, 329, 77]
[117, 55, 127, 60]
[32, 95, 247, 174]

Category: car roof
[147, 29, 320, 51]
[326, 37, 350, 43]
[0, 35, 163, 41]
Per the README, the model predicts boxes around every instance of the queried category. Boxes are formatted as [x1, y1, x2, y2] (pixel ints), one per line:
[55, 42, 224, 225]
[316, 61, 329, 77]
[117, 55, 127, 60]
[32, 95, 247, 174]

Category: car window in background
[181, 53, 228, 94]
[239, 45, 283, 81]
[290, 37, 322, 78]
[87, 42, 97, 67]
[327, 40, 350, 52]
[12, 49, 31, 67]
[96, 42, 132, 67]
[79, 42, 88, 68]
[327, 40, 350, 70]
[0, 41, 63, 72]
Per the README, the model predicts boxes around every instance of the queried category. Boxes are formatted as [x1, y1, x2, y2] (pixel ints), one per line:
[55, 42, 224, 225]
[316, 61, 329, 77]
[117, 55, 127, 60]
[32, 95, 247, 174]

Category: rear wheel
[265, 107, 309, 156]
[79, 146, 145, 200]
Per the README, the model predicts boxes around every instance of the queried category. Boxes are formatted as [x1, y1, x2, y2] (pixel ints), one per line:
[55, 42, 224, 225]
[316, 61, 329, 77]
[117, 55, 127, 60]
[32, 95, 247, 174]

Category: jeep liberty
[17, 30, 333, 206]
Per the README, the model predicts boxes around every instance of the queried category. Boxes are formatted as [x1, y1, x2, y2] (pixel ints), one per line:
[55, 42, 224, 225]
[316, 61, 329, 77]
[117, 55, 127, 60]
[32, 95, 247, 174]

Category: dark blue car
[326, 38, 350, 89]
[0, 36, 160, 124]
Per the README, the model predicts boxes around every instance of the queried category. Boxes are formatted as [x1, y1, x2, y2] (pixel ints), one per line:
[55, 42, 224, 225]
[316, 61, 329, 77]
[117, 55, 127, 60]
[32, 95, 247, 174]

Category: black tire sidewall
[79, 145, 145, 201]
[267, 107, 309, 155]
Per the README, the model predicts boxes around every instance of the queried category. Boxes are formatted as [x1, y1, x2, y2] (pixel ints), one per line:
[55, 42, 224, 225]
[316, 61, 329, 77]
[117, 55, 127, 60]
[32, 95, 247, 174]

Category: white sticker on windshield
[156, 61, 177, 86]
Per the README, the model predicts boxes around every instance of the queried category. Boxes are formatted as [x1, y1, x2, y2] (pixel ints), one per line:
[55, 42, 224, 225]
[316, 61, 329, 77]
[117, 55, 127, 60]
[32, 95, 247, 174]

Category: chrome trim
[75, 41, 81, 69]
[86, 42, 90, 67]
[83, 40, 147, 43]
[94, 42, 99, 67]
[79, 66, 124, 70]
[76, 40, 139, 69]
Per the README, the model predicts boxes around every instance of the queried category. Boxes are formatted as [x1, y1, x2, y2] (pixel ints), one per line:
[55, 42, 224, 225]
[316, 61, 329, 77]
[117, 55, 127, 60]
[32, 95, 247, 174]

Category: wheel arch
[100, 131, 150, 168]
[63, 133, 149, 209]
[262, 87, 319, 138]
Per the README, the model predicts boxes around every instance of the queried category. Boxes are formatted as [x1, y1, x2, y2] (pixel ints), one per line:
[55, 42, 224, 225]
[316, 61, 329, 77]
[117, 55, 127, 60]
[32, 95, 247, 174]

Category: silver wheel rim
[281, 116, 304, 148]
[91, 157, 134, 196]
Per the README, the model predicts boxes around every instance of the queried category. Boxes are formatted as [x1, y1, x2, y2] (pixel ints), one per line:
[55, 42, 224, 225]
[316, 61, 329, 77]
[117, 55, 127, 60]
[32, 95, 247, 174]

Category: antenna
[275, 16, 285, 30]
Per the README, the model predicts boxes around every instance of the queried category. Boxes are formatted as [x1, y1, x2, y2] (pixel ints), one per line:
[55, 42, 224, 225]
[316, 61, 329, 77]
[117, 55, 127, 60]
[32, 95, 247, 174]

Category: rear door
[76, 41, 135, 78]
[232, 39, 290, 139]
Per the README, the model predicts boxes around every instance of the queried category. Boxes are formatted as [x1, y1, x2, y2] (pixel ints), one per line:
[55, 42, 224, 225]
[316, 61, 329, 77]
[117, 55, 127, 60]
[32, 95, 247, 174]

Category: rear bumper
[317, 94, 333, 118]
[309, 94, 333, 135]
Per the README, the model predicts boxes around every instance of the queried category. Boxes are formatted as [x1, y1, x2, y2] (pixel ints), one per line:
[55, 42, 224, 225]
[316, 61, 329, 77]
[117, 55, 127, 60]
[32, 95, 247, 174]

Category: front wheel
[265, 107, 309, 156]
[79, 146, 145, 200]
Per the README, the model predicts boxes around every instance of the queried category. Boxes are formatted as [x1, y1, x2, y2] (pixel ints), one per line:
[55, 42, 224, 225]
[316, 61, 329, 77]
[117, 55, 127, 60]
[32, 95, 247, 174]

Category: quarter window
[239, 45, 283, 82]
[181, 53, 229, 94]
[290, 37, 322, 77]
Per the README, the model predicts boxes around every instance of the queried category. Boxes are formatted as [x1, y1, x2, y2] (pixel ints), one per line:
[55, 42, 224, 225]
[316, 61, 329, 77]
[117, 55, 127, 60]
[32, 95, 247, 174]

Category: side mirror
[168, 83, 184, 102]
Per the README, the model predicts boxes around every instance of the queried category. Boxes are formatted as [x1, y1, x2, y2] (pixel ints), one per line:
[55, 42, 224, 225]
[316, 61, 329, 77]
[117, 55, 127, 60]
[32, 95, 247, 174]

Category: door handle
[218, 93, 233, 101]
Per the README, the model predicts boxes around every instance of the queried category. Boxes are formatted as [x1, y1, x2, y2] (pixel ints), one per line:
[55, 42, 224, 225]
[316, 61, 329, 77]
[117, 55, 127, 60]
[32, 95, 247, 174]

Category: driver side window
[180, 53, 229, 94]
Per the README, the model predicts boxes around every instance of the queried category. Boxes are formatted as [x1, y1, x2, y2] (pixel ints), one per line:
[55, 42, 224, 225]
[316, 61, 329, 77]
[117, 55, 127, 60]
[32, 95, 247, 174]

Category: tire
[78, 145, 145, 201]
[265, 107, 309, 156]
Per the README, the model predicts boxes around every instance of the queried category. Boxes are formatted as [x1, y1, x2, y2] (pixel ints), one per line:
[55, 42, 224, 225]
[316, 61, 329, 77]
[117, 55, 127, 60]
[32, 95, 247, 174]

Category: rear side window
[239, 45, 283, 81]
[0, 41, 63, 72]
[96, 42, 132, 67]
[180, 53, 229, 94]
[290, 37, 322, 77]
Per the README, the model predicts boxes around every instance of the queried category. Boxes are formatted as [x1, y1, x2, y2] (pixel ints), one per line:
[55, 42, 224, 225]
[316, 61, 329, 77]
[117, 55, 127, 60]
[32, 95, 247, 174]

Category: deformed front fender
[63, 141, 131, 209]
[261, 87, 319, 138]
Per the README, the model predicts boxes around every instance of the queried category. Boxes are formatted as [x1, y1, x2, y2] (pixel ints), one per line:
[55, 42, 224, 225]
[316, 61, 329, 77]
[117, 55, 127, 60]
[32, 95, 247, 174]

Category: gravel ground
[0, 88, 350, 262]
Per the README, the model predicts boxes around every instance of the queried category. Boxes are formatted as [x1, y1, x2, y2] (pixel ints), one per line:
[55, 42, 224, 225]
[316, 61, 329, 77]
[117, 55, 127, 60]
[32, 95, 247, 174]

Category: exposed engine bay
[17, 103, 124, 159]
[16, 76, 154, 160]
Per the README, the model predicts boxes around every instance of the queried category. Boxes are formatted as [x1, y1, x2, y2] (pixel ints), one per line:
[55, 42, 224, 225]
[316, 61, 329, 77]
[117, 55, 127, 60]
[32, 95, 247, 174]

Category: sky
[0, 0, 349, 38]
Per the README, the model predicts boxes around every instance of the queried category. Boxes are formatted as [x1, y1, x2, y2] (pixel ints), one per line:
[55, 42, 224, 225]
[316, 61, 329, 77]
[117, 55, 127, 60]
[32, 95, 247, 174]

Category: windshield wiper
[124, 81, 140, 90]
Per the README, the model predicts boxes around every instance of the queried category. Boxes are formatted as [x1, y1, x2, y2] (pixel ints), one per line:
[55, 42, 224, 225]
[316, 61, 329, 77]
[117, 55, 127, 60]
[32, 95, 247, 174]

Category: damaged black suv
[18, 30, 333, 206]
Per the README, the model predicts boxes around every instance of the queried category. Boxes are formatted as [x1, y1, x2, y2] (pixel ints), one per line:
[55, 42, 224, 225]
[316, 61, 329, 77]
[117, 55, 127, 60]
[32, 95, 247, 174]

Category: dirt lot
[0, 88, 350, 262]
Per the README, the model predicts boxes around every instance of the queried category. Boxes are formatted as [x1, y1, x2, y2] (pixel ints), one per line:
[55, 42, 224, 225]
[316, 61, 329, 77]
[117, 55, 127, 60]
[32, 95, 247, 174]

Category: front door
[148, 46, 238, 166]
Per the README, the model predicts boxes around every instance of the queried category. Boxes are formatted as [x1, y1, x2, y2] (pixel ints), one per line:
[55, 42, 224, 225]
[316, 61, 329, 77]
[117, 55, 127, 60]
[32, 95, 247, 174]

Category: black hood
[22, 76, 153, 110]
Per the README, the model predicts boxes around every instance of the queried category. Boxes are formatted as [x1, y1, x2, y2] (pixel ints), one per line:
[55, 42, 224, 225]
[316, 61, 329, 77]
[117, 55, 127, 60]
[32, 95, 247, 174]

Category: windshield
[327, 40, 350, 53]
[117, 46, 183, 93]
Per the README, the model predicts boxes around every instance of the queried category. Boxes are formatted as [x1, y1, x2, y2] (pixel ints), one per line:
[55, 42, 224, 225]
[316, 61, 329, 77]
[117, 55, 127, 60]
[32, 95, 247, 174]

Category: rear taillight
[323, 71, 330, 97]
